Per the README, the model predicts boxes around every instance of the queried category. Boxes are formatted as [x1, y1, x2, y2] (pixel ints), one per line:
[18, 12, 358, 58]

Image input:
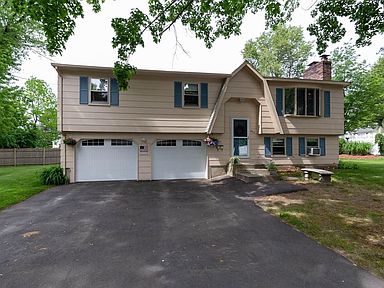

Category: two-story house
[53, 56, 347, 183]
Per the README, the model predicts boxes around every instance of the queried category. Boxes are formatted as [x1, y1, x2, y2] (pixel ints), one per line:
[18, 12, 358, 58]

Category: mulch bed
[339, 154, 383, 160]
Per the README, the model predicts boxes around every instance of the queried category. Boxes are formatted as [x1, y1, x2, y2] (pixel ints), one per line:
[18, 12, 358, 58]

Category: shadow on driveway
[0, 178, 382, 288]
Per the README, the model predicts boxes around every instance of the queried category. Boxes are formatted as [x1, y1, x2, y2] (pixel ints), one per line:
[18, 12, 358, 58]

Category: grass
[254, 158, 384, 278]
[0, 165, 55, 210]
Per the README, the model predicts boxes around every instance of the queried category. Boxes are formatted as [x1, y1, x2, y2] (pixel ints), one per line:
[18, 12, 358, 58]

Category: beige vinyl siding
[60, 73, 223, 133]
[269, 81, 344, 135]
[208, 98, 261, 167]
[263, 135, 339, 166]
[211, 67, 272, 134]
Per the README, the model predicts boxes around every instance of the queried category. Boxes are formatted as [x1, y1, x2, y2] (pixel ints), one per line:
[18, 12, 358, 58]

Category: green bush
[341, 141, 372, 155]
[339, 138, 347, 154]
[338, 160, 359, 170]
[229, 156, 240, 165]
[40, 166, 68, 185]
[265, 161, 277, 171]
[375, 133, 384, 155]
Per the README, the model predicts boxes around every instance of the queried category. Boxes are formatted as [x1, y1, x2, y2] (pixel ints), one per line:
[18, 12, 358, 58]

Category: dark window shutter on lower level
[79, 76, 89, 104]
[200, 83, 208, 108]
[320, 138, 326, 156]
[174, 81, 182, 107]
[286, 137, 293, 156]
[299, 137, 306, 156]
[264, 137, 272, 157]
[110, 78, 119, 106]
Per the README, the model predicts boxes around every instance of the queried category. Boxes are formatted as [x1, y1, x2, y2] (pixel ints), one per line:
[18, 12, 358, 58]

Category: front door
[232, 119, 249, 157]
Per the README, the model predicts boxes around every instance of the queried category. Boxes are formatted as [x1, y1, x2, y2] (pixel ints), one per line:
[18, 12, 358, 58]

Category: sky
[18, 0, 384, 93]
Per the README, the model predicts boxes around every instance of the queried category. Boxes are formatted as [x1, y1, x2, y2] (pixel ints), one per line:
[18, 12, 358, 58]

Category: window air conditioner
[308, 147, 321, 156]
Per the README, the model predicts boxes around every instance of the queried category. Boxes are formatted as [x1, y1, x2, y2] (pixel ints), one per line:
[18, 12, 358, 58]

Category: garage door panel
[152, 140, 206, 180]
[76, 139, 137, 182]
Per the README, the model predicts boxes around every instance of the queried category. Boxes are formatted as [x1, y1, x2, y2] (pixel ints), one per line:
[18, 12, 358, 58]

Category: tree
[9, 1, 384, 89]
[332, 44, 384, 132]
[365, 57, 384, 129]
[22, 78, 58, 147]
[0, 0, 45, 82]
[0, 78, 58, 148]
[242, 24, 312, 77]
[331, 43, 369, 132]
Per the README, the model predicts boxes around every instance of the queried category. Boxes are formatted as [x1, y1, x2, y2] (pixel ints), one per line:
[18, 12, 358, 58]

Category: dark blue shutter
[264, 137, 272, 157]
[200, 83, 208, 108]
[324, 91, 331, 117]
[286, 137, 292, 156]
[110, 78, 119, 106]
[320, 137, 326, 156]
[276, 88, 283, 116]
[174, 81, 182, 107]
[299, 137, 306, 156]
[79, 76, 89, 104]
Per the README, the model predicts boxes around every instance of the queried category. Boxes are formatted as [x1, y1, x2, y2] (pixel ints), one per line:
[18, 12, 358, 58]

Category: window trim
[232, 118, 249, 158]
[182, 82, 200, 108]
[271, 138, 286, 156]
[182, 140, 202, 147]
[283, 87, 322, 117]
[156, 140, 177, 147]
[306, 137, 320, 155]
[89, 77, 110, 106]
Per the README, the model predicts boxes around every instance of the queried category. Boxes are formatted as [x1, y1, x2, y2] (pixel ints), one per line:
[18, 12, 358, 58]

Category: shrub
[265, 161, 277, 171]
[40, 166, 68, 185]
[341, 141, 372, 155]
[375, 133, 384, 155]
[338, 160, 359, 170]
[339, 138, 347, 154]
[229, 156, 240, 165]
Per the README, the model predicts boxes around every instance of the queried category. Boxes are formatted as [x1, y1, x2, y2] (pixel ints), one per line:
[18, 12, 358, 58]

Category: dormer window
[183, 83, 199, 107]
[90, 78, 109, 104]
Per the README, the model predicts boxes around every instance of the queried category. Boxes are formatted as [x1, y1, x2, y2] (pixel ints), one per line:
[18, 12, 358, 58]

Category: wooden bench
[301, 168, 334, 183]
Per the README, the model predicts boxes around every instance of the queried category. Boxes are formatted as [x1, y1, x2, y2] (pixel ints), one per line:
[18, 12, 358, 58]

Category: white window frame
[272, 138, 286, 156]
[306, 137, 320, 155]
[89, 78, 110, 105]
[182, 82, 200, 108]
[283, 87, 321, 117]
[232, 118, 249, 158]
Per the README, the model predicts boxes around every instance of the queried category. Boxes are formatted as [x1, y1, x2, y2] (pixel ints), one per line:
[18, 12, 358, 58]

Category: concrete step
[235, 168, 278, 183]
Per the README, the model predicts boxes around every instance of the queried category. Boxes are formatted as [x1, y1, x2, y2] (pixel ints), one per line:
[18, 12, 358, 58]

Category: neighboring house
[343, 128, 383, 155]
[53, 55, 348, 183]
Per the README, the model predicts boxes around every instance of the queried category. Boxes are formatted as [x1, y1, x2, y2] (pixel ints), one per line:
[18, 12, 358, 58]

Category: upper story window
[90, 78, 109, 104]
[184, 83, 199, 107]
[284, 88, 320, 116]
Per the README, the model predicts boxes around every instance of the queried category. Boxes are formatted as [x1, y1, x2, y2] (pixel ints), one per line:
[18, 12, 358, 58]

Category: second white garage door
[152, 139, 207, 180]
[76, 139, 137, 182]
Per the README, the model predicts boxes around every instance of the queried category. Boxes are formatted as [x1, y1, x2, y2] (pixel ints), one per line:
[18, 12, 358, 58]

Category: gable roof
[206, 61, 283, 134]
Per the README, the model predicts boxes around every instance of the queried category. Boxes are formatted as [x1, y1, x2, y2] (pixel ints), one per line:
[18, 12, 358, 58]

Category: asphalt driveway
[0, 178, 383, 288]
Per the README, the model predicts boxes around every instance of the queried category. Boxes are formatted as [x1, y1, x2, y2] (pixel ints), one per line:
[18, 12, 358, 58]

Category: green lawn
[0, 165, 55, 210]
[254, 158, 384, 278]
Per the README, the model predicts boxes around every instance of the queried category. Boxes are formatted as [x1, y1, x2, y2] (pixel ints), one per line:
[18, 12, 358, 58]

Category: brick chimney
[303, 54, 332, 80]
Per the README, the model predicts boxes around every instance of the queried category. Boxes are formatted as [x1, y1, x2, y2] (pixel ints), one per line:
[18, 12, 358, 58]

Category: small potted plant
[227, 156, 240, 176]
[63, 138, 77, 146]
[265, 161, 278, 176]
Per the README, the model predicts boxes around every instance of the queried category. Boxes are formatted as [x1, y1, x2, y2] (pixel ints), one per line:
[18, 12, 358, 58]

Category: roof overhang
[51, 63, 230, 79]
[265, 77, 350, 87]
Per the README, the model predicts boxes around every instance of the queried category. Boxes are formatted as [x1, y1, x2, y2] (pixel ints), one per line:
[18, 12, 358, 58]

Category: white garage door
[76, 139, 137, 182]
[152, 139, 207, 180]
